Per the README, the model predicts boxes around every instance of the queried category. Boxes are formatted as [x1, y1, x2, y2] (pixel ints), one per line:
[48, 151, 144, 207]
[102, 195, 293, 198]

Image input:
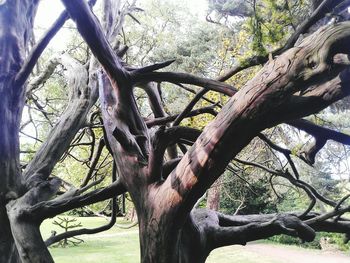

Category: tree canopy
[1, 0, 350, 262]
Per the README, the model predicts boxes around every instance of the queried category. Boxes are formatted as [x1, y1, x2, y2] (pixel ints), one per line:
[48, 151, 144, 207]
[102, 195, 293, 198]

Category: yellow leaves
[182, 90, 221, 130]
[183, 113, 215, 130]
[231, 28, 251, 59]
[222, 37, 231, 50]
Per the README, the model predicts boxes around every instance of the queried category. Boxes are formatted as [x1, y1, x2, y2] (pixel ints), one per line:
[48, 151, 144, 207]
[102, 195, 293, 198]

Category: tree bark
[59, 1, 350, 262]
[0, 1, 39, 262]
[206, 178, 222, 211]
[0, 207, 18, 263]
[127, 22, 350, 262]
[6, 185, 58, 263]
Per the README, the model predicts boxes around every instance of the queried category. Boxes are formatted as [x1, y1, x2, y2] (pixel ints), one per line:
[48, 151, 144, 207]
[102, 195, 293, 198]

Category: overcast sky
[34, 0, 208, 50]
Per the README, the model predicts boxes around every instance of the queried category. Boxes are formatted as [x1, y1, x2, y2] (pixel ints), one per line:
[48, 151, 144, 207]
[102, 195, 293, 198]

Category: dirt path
[82, 229, 350, 263]
[243, 243, 350, 263]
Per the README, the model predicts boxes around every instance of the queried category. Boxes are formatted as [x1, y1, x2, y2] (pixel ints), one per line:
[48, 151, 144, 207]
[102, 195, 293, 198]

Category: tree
[51, 217, 84, 247]
[1, 0, 350, 262]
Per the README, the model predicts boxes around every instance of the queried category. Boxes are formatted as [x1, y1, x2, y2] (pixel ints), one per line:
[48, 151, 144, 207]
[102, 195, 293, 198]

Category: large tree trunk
[0, 2, 96, 262]
[0, 72, 22, 259]
[136, 213, 206, 263]
[7, 189, 56, 263]
[0, 1, 39, 262]
[0, 208, 18, 263]
[60, 1, 350, 262]
[138, 215, 205, 263]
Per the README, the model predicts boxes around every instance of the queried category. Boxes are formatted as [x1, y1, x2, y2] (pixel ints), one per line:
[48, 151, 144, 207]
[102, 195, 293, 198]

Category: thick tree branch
[183, 208, 350, 261]
[61, 0, 128, 86]
[149, 126, 201, 182]
[287, 118, 350, 164]
[132, 71, 237, 96]
[280, 0, 345, 53]
[45, 161, 118, 247]
[62, 0, 154, 167]
[180, 209, 317, 262]
[217, 0, 346, 82]
[156, 22, 350, 225]
[15, 0, 97, 87]
[23, 179, 126, 221]
[26, 58, 60, 96]
[15, 12, 68, 87]
[145, 105, 217, 127]
[140, 82, 178, 159]
[24, 54, 95, 183]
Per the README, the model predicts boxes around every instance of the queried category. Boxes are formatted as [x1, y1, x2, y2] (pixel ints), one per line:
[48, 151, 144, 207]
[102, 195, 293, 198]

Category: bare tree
[1, 0, 350, 262]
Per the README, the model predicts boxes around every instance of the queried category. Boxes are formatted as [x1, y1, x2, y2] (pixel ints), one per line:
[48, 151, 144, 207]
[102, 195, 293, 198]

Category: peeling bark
[206, 178, 221, 211]
[60, 0, 350, 261]
[0, 1, 39, 262]
[6, 180, 60, 263]
[2, 0, 350, 262]
[24, 53, 95, 183]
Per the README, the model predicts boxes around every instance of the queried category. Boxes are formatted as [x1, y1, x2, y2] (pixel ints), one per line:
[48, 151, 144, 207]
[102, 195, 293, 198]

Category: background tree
[51, 217, 84, 247]
[1, 0, 350, 263]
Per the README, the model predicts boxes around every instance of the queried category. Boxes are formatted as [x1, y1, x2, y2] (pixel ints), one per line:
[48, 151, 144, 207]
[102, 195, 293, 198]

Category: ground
[41, 217, 350, 263]
[207, 243, 350, 263]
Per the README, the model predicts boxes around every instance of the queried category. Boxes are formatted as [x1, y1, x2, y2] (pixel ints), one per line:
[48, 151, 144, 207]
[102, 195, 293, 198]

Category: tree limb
[45, 161, 118, 247]
[287, 118, 350, 164]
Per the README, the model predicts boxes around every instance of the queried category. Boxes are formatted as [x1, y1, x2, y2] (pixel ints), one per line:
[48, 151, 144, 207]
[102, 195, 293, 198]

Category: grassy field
[40, 216, 348, 263]
[41, 217, 139, 263]
[42, 216, 265, 263]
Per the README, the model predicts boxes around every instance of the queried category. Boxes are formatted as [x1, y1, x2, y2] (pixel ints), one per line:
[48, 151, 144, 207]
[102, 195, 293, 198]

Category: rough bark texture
[6, 52, 98, 262]
[61, 0, 350, 261]
[206, 178, 221, 211]
[0, 1, 39, 262]
[23, 54, 95, 182]
[2, 0, 350, 262]
[0, 1, 101, 261]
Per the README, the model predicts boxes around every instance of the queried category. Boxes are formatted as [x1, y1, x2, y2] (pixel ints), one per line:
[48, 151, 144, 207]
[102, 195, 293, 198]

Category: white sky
[30, 1, 350, 181]
[34, 0, 208, 50]
[23, 0, 209, 140]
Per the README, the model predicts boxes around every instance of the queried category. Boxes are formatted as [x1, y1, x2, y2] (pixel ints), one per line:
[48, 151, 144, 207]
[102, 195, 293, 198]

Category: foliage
[10, 0, 350, 260]
[269, 232, 350, 251]
[51, 217, 84, 247]
[220, 170, 277, 215]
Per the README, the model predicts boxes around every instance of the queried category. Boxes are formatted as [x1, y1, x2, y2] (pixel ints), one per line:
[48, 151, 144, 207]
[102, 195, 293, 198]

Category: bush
[268, 232, 350, 251]
[268, 234, 321, 249]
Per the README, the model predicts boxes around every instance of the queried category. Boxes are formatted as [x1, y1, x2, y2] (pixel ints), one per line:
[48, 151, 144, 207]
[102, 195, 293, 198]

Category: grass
[41, 216, 140, 263]
[41, 216, 136, 239]
[41, 216, 280, 262]
[43, 216, 265, 262]
[49, 236, 139, 263]
[41, 216, 346, 263]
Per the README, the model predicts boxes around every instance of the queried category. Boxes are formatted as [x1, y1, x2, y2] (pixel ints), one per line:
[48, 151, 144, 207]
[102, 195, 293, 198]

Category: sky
[34, 0, 209, 50]
[23, 0, 210, 140]
[34, 0, 209, 23]
[30, 1, 350, 180]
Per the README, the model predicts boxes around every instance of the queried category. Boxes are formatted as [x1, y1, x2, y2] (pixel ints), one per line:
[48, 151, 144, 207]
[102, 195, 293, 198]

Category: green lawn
[38, 217, 317, 263]
[43, 216, 265, 262]
[41, 217, 140, 263]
